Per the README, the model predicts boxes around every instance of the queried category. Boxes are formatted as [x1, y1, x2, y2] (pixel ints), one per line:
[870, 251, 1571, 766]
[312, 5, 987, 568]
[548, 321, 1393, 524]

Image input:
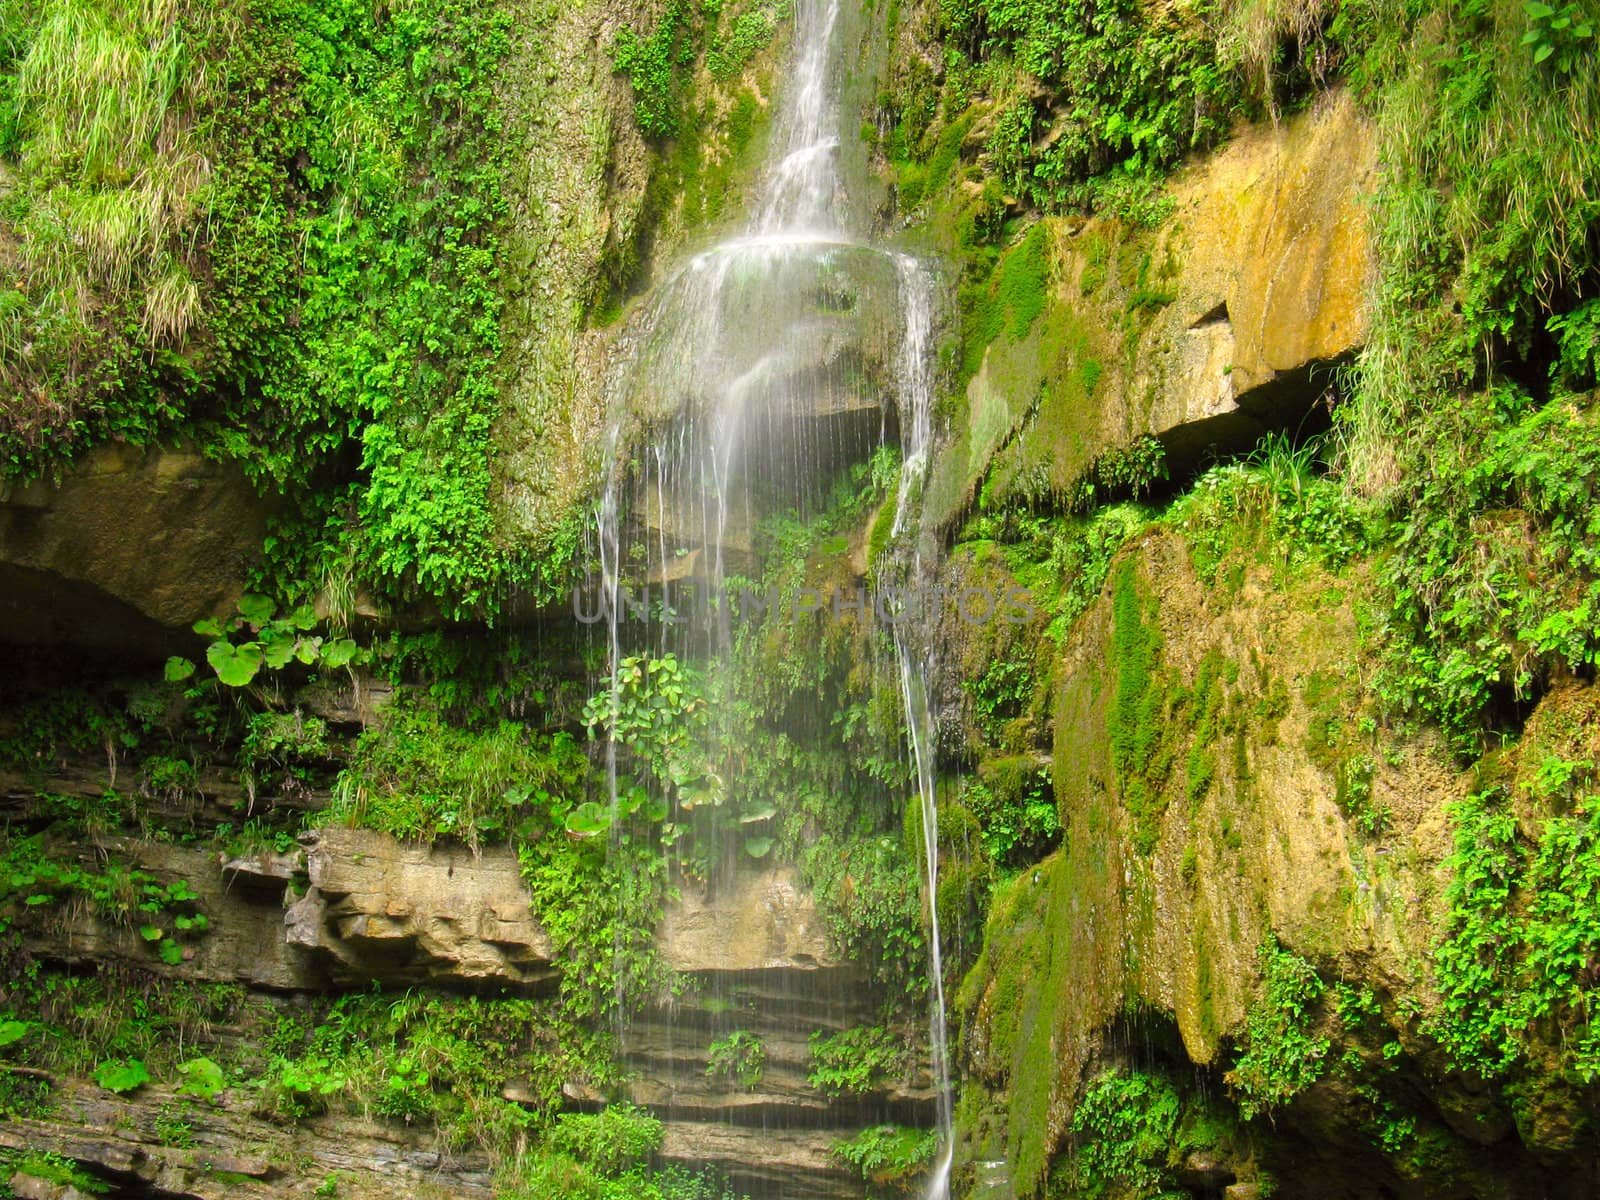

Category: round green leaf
[0, 1019, 31, 1047]
[95, 1058, 151, 1094]
[236, 593, 275, 627]
[177, 1056, 226, 1101]
[564, 802, 612, 839]
[207, 640, 264, 688]
[164, 656, 195, 683]
[261, 636, 297, 670]
[321, 638, 361, 669]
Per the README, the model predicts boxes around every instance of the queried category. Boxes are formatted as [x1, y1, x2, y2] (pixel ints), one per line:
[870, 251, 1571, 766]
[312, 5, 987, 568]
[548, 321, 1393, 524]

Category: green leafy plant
[1, 835, 208, 964]
[1068, 1068, 1180, 1197]
[583, 653, 724, 825]
[614, 0, 696, 137]
[180, 595, 364, 689]
[807, 1025, 907, 1097]
[1521, 0, 1594, 70]
[705, 1030, 766, 1088]
[329, 703, 588, 846]
[1430, 768, 1600, 1080]
[546, 1103, 665, 1174]
[94, 1057, 151, 1094]
[832, 1124, 938, 1189]
[176, 1056, 227, 1103]
[1226, 938, 1329, 1118]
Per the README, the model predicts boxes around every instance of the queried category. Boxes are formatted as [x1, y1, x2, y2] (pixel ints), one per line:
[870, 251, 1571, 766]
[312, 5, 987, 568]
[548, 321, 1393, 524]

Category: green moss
[959, 220, 1051, 378]
[1109, 561, 1169, 853]
[865, 477, 901, 574]
[1183, 654, 1226, 810]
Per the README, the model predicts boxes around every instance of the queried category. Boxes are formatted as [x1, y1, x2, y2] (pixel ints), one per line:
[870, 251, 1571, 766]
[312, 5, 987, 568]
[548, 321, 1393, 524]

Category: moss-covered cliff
[1, 0, 1599, 1197]
[861, 0, 1600, 1192]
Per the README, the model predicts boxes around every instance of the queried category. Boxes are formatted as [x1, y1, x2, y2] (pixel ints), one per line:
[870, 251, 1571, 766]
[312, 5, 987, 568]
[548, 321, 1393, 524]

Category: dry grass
[1334, 0, 1600, 498]
[1, 0, 234, 406]
[1218, 0, 1339, 104]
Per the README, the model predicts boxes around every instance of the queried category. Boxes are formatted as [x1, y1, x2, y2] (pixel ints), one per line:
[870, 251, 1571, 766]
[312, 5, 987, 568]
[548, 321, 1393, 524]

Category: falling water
[887, 256, 954, 1200]
[595, 0, 953, 1191]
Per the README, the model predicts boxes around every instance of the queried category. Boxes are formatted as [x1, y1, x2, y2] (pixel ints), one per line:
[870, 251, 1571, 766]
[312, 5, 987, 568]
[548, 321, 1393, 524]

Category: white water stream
[595, 0, 953, 1192]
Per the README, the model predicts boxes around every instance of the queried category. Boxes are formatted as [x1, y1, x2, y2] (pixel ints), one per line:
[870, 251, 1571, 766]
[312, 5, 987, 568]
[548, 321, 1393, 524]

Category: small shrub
[706, 1030, 766, 1088]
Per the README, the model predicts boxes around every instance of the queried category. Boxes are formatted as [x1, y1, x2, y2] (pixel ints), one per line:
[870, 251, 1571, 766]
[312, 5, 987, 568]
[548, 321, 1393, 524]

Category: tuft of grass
[1, 0, 223, 441]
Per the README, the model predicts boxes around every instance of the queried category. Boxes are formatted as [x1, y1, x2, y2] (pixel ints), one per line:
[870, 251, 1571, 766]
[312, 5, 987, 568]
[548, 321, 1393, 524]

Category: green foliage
[803, 834, 926, 995]
[0, 0, 224, 466]
[1227, 938, 1329, 1119]
[707, 3, 779, 78]
[520, 834, 672, 1022]
[705, 1030, 766, 1088]
[499, 1102, 739, 1200]
[0, 1071, 53, 1120]
[615, 0, 696, 137]
[93, 1056, 151, 1094]
[1376, 392, 1600, 746]
[3, 0, 527, 617]
[929, 0, 1243, 216]
[1520, 0, 1594, 71]
[807, 1025, 908, 1097]
[582, 652, 724, 824]
[1069, 436, 1168, 512]
[0, 833, 208, 961]
[176, 1056, 226, 1102]
[1341, 0, 1600, 743]
[1067, 1068, 1180, 1198]
[832, 1124, 938, 1189]
[1042, 504, 1149, 635]
[3, 964, 247, 1085]
[1431, 766, 1600, 1080]
[547, 1104, 664, 1173]
[963, 761, 1059, 867]
[329, 701, 588, 846]
[252, 990, 571, 1148]
[182, 594, 366, 689]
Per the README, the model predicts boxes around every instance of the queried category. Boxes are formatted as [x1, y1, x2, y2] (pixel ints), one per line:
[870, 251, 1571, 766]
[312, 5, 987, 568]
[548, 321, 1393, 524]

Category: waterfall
[594, 0, 953, 1191]
[887, 256, 954, 1200]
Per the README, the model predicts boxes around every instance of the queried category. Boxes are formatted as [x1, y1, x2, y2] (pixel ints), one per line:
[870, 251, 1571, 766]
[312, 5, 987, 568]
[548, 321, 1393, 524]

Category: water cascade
[591, 0, 953, 1193]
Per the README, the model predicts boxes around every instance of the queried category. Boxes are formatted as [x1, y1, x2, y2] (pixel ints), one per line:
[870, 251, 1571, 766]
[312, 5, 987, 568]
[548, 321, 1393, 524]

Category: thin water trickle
[595, 0, 953, 1190]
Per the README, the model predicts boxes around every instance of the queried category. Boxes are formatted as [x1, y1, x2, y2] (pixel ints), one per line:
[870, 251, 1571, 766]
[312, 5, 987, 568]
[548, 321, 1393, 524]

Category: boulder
[285, 827, 558, 989]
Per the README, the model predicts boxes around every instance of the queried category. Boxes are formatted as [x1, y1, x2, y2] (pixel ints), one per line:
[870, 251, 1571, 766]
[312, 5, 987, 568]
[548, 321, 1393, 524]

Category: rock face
[0, 442, 271, 654]
[286, 827, 559, 989]
[923, 90, 1376, 528]
[1138, 88, 1375, 466]
[13, 824, 891, 1199]
[659, 865, 837, 972]
[636, 866, 919, 1199]
[0, 1077, 493, 1200]
[950, 528, 1600, 1198]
